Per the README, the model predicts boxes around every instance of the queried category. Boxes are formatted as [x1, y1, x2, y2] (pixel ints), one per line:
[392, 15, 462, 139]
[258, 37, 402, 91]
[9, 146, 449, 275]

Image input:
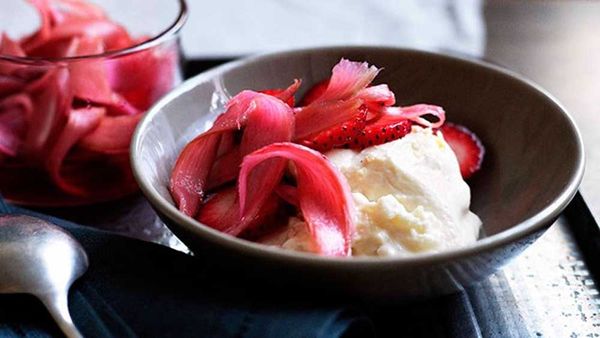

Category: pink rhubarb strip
[238, 143, 355, 256]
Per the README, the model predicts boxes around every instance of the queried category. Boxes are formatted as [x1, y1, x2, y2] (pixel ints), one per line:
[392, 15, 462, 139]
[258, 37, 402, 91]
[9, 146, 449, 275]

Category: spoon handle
[40, 292, 84, 338]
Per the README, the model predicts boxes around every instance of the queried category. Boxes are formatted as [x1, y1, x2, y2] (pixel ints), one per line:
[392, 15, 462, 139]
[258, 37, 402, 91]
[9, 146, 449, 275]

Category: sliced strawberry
[300, 108, 367, 152]
[293, 97, 363, 140]
[300, 107, 413, 152]
[440, 122, 484, 179]
[351, 118, 412, 150]
[299, 79, 329, 106]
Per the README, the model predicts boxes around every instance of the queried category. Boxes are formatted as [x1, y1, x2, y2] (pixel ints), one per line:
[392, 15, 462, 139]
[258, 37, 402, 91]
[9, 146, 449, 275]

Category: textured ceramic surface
[131, 47, 584, 302]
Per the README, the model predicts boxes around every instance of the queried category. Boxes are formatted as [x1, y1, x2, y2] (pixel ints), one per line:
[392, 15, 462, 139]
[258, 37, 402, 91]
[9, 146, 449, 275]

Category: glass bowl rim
[0, 0, 188, 65]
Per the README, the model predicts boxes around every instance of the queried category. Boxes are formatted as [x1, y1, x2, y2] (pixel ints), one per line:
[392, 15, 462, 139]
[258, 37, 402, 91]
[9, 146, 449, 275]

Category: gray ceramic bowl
[131, 47, 584, 302]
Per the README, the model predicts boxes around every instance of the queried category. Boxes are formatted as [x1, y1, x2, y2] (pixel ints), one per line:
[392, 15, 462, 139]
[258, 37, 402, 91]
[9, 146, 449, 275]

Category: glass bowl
[0, 0, 187, 206]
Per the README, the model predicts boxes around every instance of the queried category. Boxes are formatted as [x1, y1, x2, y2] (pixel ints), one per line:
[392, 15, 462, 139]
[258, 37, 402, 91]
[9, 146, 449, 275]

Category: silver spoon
[0, 215, 88, 338]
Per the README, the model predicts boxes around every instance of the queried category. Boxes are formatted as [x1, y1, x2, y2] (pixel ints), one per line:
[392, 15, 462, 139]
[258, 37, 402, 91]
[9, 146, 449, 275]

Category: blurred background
[180, 0, 485, 58]
[1, 0, 486, 57]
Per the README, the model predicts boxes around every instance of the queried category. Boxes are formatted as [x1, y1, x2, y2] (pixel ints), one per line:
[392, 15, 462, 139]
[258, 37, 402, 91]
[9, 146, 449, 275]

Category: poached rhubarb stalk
[45, 106, 105, 195]
[170, 91, 296, 217]
[293, 59, 380, 139]
[0, 0, 179, 202]
[239, 143, 355, 256]
[308, 59, 379, 103]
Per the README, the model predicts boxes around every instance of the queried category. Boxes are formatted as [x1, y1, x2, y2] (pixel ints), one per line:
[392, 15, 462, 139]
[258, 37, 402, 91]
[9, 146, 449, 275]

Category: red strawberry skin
[300, 108, 367, 152]
[350, 119, 412, 150]
[440, 123, 484, 179]
[300, 109, 413, 152]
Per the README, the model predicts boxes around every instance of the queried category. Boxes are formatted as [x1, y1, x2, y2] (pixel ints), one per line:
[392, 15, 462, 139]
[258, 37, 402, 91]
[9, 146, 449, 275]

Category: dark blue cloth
[0, 198, 374, 338]
[0, 195, 537, 338]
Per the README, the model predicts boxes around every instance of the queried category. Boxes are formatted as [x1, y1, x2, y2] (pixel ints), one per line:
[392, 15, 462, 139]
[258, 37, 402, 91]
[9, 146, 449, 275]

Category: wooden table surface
[33, 0, 600, 240]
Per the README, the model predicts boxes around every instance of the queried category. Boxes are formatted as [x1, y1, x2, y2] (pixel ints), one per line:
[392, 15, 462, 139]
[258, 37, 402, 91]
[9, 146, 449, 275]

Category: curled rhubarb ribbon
[45, 106, 105, 195]
[238, 143, 355, 256]
[0, 0, 178, 200]
[382, 104, 446, 128]
[170, 89, 297, 217]
[0, 95, 31, 156]
[311, 59, 380, 103]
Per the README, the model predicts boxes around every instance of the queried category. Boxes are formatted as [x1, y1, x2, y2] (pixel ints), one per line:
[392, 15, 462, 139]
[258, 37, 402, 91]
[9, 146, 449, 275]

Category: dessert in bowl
[168, 58, 485, 257]
[131, 47, 584, 301]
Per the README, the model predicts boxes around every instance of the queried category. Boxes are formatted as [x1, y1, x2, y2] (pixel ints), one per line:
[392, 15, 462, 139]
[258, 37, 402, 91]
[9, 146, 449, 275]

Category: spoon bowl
[0, 215, 88, 338]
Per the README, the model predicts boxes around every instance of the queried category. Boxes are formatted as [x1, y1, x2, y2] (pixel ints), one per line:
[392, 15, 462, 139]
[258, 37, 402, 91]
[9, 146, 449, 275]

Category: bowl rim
[0, 0, 188, 64]
[131, 45, 585, 268]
